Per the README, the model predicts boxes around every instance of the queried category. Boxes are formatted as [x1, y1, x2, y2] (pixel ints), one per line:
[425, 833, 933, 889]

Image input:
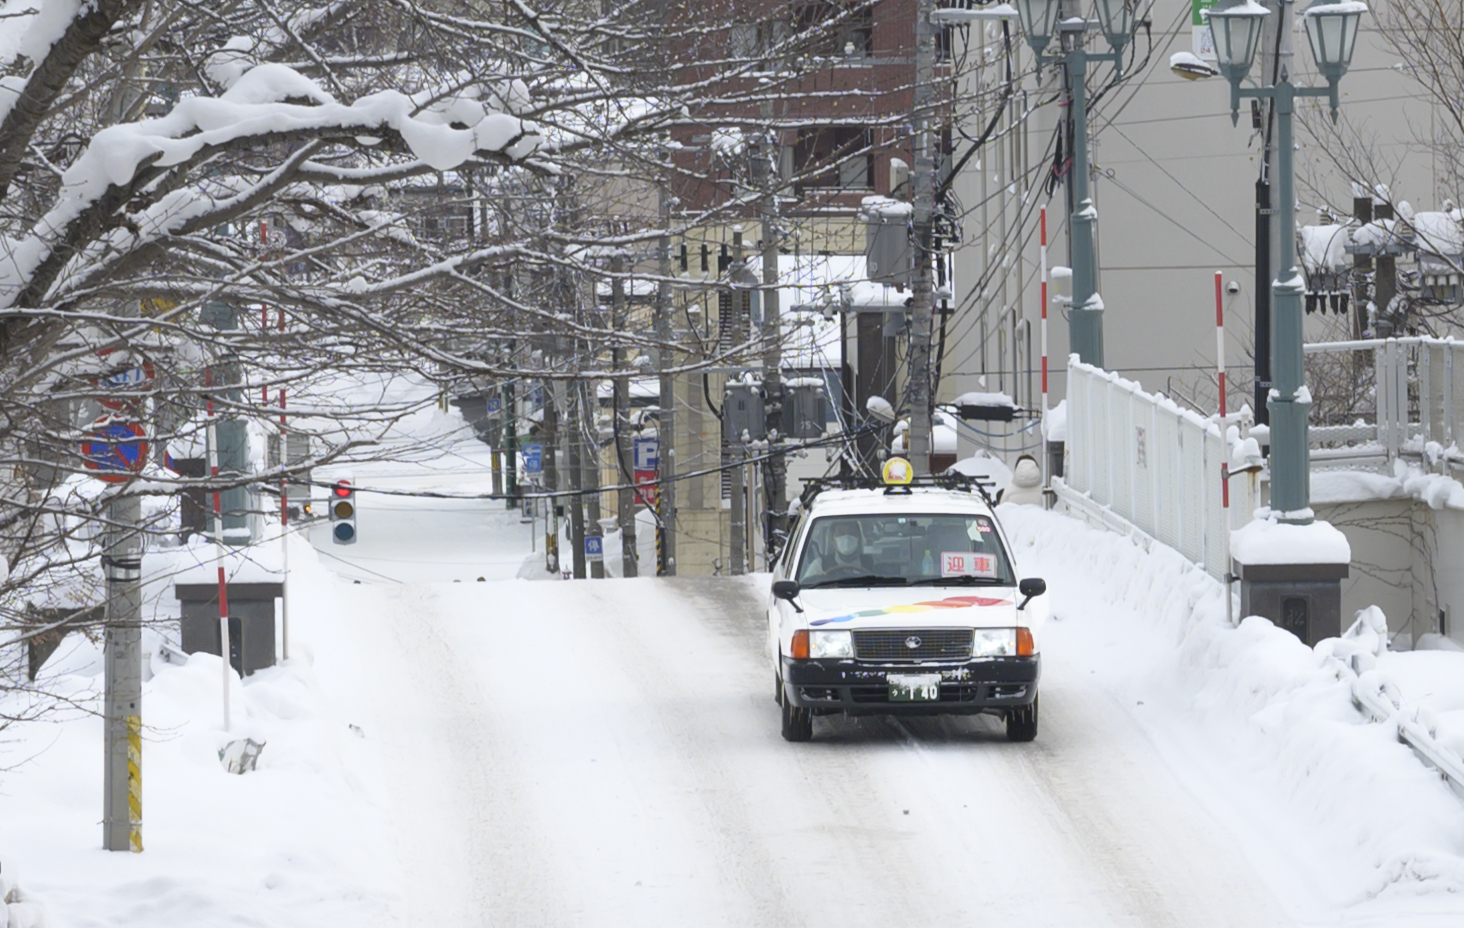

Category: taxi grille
[852, 629, 973, 662]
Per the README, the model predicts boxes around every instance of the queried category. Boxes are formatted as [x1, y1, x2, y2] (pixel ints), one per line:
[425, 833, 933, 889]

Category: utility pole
[567, 383, 587, 579]
[906, 0, 938, 475]
[1374, 198, 1398, 336]
[612, 254, 638, 577]
[757, 124, 787, 565]
[102, 491, 143, 852]
[729, 229, 748, 575]
[655, 177, 677, 576]
[582, 381, 606, 580]
[542, 379, 560, 574]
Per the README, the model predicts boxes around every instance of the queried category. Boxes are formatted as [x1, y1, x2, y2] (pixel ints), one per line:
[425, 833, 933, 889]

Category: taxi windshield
[794, 513, 1014, 588]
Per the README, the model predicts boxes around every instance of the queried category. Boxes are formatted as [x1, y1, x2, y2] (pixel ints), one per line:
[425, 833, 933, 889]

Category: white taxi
[768, 460, 1047, 742]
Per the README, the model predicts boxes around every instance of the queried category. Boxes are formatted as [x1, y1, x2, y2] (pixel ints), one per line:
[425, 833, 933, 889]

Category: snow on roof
[1411, 210, 1464, 258]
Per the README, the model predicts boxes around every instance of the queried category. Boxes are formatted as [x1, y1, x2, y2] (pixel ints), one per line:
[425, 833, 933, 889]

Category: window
[794, 127, 872, 191]
[792, 1, 873, 58]
[730, 20, 790, 66]
[796, 514, 1015, 587]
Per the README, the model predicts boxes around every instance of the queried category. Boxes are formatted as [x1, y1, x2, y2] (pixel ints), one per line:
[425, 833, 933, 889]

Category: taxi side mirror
[1017, 577, 1046, 611]
[772, 579, 804, 613]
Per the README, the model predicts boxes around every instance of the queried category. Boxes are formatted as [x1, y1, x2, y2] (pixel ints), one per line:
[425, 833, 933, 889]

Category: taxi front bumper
[781, 655, 1040, 716]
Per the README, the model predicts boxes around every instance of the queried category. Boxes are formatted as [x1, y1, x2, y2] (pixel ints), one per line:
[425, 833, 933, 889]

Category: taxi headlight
[972, 628, 1016, 658]
[809, 629, 854, 659]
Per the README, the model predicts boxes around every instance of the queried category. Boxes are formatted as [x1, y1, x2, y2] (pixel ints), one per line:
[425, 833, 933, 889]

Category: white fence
[1059, 360, 1237, 582]
[1306, 336, 1464, 471]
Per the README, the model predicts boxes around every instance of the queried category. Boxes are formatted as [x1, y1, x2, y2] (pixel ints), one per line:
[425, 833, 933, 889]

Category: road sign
[82, 419, 149, 483]
[523, 443, 543, 474]
[633, 435, 658, 471]
[584, 535, 603, 562]
[633, 470, 658, 508]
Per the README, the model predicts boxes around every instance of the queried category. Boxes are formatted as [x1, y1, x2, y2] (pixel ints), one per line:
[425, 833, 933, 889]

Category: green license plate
[888, 673, 941, 702]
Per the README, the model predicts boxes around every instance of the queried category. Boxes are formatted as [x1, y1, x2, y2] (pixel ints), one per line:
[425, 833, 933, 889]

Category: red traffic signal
[333, 480, 353, 498]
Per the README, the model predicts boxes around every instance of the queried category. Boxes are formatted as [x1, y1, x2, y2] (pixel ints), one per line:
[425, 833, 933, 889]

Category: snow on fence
[1058, 358, 1235, 583]
[1306, 335, 1464, 471]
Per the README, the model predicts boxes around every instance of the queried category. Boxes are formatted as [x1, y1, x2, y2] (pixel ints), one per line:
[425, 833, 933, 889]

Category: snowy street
[336, 570, 1295, 927]
[301, 501, 1464, 927]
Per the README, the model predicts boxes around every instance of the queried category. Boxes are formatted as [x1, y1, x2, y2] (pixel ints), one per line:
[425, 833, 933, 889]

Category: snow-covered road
[331, 573, 1297, 927]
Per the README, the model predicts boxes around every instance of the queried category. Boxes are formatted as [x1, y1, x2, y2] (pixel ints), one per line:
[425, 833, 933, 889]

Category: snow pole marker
[206, 368, 230, 730]
[1217, 271, 1234, 627]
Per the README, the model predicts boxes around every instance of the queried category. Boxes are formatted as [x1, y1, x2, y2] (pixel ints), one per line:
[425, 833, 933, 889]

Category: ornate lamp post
[1206, 0, 1367, 523]
[1018, 0, 1135, 368]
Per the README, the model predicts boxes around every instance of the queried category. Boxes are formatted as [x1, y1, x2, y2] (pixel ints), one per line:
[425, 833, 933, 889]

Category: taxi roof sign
[881, 456, 914, 486]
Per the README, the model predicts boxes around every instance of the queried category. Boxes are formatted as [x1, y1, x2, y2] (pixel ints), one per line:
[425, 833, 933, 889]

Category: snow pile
[2, 859, 47, 928]
[0, 531, 402, 927]
[1230, 510, 1352, 565]
[1001, 505, 1464, 908]
[1043, 399, 1067, 441]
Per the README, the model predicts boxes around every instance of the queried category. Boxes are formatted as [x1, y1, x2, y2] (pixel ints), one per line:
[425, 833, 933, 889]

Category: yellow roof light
[882, 457, 914, 486]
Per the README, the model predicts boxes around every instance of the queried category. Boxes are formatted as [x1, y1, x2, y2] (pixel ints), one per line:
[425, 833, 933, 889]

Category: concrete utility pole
[611, 254, 638, 577]
[582, 382, 606, 580]
[756, 127, 787, 565]
[102, 492, 143, 852]
[567, 384, 588, 579]
[655, 178, 677, 576]
[905, 0, 938, 475]
[542, 380, 560, 574]
[729, 228, 748, 575]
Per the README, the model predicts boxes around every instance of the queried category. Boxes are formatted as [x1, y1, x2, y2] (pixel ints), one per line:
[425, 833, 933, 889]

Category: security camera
[1226, 280, 1241, 295]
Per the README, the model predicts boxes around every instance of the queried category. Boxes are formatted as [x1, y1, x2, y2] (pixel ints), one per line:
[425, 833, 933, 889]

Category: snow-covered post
[279, 384, 289, 663]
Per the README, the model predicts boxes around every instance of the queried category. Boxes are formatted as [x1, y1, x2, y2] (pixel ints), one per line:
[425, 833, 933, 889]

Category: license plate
[888, 673, 941, 702]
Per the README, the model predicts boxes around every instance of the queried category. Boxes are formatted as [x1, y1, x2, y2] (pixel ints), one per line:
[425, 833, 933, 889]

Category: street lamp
[1015, 0, 1133, 368]
[1201, 0, 1368, 523]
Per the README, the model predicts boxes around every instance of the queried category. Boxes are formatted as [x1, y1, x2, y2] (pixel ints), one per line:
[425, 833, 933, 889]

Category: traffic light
[329, 479, 356, 544]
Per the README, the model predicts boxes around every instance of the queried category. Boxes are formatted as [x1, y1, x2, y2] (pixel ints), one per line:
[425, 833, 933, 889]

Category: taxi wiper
[906, 575, 1005, 586]
[802, 575, 909, 588]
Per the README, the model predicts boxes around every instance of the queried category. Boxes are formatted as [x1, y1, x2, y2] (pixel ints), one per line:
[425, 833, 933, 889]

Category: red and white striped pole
[206, 369, 231, 729]
[1040, 206, 1050, 490]
[1216, 271, 1234, 625]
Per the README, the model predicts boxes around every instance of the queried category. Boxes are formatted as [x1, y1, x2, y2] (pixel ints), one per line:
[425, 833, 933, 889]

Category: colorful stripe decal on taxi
[809, 594, 1014, 626]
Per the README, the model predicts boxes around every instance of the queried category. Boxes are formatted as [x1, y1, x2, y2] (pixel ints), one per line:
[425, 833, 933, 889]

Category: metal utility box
[176, 582, 283, 676]
[784, 381, 828, 439]
[866, 219, 911, 287]
[1233, 562, 1346, 646]
[723, 382, 766, 443]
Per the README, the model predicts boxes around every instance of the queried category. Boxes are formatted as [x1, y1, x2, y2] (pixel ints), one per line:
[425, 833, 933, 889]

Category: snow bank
[1001, 505, 1464, 909]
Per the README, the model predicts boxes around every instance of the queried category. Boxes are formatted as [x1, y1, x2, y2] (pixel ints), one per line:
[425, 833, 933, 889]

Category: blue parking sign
[523, 443, 543, 474]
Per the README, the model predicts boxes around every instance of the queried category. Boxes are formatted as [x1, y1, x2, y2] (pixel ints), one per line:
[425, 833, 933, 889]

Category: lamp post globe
[1304, 1, 1367, 81]
[1093, 0, 1134, 53]
[1205, 1, 1268, 84]
[1014, 0, 1060, 55]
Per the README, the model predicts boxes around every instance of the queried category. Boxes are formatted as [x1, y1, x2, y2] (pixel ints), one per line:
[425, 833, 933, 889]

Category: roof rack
[798, 471, 997, 509]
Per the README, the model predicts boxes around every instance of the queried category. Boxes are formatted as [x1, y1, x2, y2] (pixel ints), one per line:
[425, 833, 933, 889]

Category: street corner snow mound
[1, 858, 48, 928]
[997, 504, 1464, 904]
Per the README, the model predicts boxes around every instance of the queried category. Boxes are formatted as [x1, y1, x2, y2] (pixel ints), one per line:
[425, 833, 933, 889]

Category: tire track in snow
[348, 584, 570, 926]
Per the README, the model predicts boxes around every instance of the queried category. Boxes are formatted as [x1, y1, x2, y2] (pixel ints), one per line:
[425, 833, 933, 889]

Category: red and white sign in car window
[941, 551, 997, 578]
